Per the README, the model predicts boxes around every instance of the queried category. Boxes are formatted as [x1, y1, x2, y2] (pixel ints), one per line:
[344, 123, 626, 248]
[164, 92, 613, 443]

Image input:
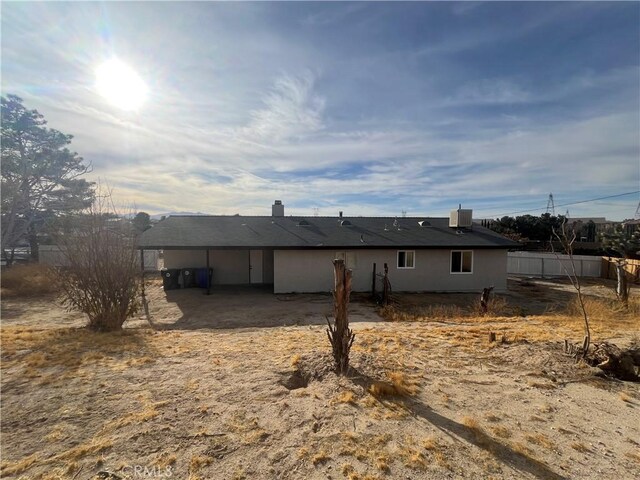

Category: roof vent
[449, 205, 473, 228]
[340, 220, 352, 226]
[272, 200, 284, 217]
[297, 219, 310, 227]
[418, 220, 431, 227]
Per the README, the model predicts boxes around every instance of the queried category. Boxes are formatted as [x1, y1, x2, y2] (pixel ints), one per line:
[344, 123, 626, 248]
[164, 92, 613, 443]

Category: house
[137, 201, 517, 294]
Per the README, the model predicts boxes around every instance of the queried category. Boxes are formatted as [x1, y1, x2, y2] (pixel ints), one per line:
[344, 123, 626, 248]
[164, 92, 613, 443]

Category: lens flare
[95, 58, 148, 111]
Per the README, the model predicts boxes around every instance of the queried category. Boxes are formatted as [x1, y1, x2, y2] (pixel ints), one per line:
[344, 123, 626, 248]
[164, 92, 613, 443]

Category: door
[250, 250, 263, 284]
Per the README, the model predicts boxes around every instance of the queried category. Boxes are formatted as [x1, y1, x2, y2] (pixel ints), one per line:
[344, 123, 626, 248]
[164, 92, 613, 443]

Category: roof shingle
[138, 215, 518, 250]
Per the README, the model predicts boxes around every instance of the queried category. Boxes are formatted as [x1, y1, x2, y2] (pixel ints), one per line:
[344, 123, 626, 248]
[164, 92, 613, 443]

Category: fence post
[541, 257, 545, 278]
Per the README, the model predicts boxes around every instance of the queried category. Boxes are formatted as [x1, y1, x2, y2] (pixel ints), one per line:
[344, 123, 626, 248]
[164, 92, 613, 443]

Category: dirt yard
[1, 277, 639, 480]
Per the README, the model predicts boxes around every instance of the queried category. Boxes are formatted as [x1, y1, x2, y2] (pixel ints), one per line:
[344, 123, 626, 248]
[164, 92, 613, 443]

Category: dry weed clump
[335, 390, 357, 405]
[0, 452, 39, 477]
[311, 450, 330, 465]
[396, 442, 428, 470]
[625, 450, 640, 463]
[491, 426, 512, 439]
[571, 442, 591, 453]
[0, 263, 58, 296]
[188, 455, 212, 473]
[368, 371, 418, 398]
[525, 433, 555, 450]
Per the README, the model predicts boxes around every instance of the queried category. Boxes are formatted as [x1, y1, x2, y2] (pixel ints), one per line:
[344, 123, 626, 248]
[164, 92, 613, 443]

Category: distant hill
[151, 211, 210, 220]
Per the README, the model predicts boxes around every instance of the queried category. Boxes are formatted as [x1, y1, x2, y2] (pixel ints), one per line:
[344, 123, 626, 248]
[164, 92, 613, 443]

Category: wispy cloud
[242, 72, 325, 142]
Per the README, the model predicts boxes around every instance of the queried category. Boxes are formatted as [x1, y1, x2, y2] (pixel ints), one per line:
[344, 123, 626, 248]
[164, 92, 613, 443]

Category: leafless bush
[551, 221, 590, 357]
[55, 192, 140, 331]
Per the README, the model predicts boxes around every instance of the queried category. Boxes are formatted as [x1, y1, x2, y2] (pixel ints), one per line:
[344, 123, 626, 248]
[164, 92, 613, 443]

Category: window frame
[397, 250, 416, 269]
[450, 250, 473, 274]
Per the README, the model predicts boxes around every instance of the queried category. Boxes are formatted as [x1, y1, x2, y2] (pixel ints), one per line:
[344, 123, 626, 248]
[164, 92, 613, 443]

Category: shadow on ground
[144, 283, 382, 330]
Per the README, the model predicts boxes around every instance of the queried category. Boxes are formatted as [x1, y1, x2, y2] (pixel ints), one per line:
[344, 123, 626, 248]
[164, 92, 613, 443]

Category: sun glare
[95, 58, 148, 111]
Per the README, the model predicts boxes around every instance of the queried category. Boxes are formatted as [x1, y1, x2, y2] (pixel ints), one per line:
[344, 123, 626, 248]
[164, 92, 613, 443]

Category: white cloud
[242, 72, 325, 142]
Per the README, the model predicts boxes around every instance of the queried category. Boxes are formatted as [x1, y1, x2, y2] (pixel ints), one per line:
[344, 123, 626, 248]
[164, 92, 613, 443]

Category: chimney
[272, 200, 284, 217]
[339, 211, 343, 219]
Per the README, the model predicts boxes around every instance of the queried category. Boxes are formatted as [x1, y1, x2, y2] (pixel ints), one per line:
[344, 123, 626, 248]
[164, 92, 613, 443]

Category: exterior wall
[263, 249, 275, 284]
[163, 249, 250, 285]
[273, 249, 508, 294]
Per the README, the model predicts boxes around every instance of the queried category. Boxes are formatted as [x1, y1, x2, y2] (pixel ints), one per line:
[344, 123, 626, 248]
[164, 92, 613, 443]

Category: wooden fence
[601, 257, 640, 284]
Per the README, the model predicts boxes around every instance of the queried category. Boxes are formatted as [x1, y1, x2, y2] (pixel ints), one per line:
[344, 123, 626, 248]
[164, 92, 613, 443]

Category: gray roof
[138, 215, 518, 250]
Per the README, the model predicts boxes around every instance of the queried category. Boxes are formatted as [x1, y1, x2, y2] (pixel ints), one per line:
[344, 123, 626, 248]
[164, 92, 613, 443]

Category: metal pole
[206, 249, 211, 295]
[140, 249, 146, 298]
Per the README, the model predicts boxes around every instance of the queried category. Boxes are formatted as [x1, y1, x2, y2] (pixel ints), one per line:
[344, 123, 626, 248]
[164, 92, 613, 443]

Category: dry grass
[335, 390, 357, 405]
[525, 433, 555, 450]
[155, 453, 178, 468]
[368, 371, 418, 398]
[379, 288, 640, 348]
[189, 455, 212, 473]
[571, 442, 591, 453]
[1, 263, 58, 297]
[0, 326, 157, 380]
[491, 426, 512, 439]
[625, 450, 640, 463]
[0, 453, 39, 476]
[311, 450, 330, 465]
[103, 398, 167, 431]
[49, 437, 113, 462]
[396, 443, 428, 470]
[619, 392, 633, 403]
[421, 435, 438, 450]
[512, 442, 534, 457]
[290, 354, 301, 367]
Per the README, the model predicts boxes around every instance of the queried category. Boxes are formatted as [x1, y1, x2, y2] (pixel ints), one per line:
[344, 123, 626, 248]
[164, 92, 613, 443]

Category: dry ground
[1, 276, 639, 480]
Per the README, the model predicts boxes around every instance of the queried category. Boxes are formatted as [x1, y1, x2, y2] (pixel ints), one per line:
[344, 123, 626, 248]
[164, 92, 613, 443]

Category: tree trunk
[326, 259, 355, 375]
[616, 261, 628, 303]
[586, 342, 638, 381]
[28, 228, 39, 262]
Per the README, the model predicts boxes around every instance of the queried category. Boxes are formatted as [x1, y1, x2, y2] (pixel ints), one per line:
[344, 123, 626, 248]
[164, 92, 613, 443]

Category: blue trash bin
[196, 268, 212, 288]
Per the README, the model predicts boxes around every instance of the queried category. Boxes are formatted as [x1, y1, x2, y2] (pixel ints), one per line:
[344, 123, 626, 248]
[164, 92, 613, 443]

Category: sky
[2, 1, 639, 220]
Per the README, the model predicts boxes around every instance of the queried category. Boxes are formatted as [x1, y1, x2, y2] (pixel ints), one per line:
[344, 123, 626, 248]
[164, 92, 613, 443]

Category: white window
[451, 250, 473, 274]
[397, 250, 415, 269]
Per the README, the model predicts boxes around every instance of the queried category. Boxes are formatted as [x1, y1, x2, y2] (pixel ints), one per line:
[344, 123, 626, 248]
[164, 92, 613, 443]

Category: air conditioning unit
[449, 208, 473, 228]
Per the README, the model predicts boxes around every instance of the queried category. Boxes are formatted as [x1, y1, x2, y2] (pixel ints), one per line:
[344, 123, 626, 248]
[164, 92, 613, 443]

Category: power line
[480, 191, 640, 219]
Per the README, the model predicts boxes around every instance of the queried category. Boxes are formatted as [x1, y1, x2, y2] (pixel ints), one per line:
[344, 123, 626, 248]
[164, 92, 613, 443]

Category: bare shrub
[551, 221, 590, 356]
[0, 263, 58, 297]
[54, 192, 141, 331]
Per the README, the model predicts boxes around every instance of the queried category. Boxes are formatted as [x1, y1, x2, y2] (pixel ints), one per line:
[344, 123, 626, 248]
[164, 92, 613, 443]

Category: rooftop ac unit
[449, 208, 473, 228]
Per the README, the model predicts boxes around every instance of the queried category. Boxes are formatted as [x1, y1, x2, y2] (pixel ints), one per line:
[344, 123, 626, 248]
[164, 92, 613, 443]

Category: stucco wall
[273, 249, 508, 294]
[163, 249, 250, 285]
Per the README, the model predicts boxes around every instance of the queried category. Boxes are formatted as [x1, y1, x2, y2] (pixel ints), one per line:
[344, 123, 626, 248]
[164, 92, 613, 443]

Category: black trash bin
[181, 268, 197, 288]
[161, 268, 181, 291]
